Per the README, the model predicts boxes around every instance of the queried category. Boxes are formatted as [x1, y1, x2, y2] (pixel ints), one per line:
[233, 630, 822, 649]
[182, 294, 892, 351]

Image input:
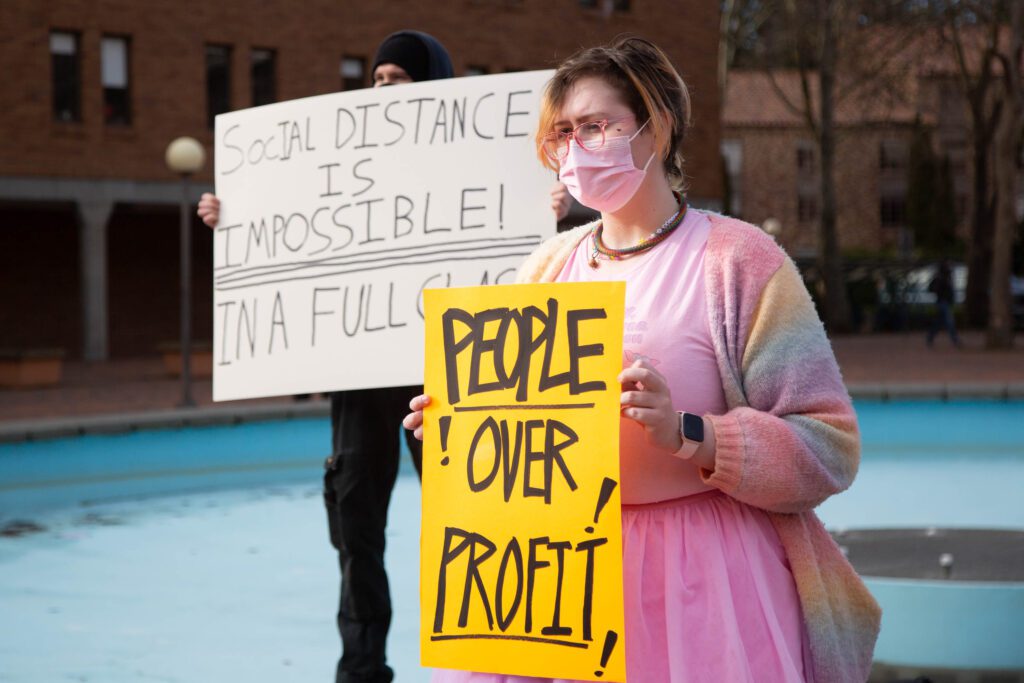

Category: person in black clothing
[198, 32, 570, 682]
[321, 31, 452, 683]
[926, 260, 961, 348]
[324, 35, 569, 680]
[199, 31, 453, 683]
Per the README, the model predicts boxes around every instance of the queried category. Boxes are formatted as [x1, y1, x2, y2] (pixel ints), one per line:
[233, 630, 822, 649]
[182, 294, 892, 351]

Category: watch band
[672, 412, 703, 460]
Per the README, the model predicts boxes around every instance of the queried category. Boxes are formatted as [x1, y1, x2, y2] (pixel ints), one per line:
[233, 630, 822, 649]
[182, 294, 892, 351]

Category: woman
[404, 37, 880, 683]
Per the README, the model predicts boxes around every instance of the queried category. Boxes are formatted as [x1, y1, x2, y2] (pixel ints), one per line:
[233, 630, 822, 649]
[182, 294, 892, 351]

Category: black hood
[372, 30, 454, 82]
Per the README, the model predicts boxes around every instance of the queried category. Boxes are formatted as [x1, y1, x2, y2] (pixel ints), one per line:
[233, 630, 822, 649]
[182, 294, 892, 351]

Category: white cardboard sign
[212, 71, 556, 401]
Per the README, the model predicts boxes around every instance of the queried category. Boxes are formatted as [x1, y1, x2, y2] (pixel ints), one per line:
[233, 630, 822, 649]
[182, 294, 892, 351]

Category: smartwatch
[673, 412, 704, 460]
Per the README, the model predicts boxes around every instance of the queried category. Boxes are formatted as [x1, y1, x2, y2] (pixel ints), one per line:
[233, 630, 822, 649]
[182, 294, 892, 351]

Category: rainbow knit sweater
[516, 213, 882, 683]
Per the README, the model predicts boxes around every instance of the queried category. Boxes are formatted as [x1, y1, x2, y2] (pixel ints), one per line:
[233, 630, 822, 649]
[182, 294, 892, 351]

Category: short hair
[536, 36, 691, 190]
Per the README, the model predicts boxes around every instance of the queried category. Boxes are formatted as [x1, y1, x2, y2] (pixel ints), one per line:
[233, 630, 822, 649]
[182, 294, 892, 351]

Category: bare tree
[939, 2, 1005, 328]
[987, 1, 1022, 348]
[816, 0, 851, 333]
[752, 0, 852, 331]
[719, 0, 777, 93]
[750, 0, 925, 331]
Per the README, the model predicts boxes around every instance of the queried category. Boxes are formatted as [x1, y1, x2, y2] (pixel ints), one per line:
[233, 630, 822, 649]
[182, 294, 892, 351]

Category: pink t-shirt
[556, 209, 727, 504]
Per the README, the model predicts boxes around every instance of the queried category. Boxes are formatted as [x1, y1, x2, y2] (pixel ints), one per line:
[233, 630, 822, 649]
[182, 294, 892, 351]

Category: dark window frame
[206, 43, 233, 129]
[796, 145, 816, 172]
[251, 47, 277, 106]
[879, 139, 905, 171]
[341, 55, 366, 91]
[579, 0, 631, 11]
[880, 195, 907, 228]
[797, 194, 819, 223]
[50, 30, 82, 123]
[101, 34, 132, 126]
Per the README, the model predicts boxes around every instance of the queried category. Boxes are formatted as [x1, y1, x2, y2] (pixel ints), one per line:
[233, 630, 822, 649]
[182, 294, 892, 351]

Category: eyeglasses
[541, 115, 639, 163]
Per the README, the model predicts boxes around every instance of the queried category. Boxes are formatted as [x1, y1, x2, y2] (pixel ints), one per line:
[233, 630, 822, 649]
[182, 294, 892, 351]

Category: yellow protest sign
[421, 281, 626, 682]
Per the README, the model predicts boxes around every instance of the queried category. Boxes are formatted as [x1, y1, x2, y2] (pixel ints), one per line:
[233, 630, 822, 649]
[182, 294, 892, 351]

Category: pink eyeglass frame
[541, 114, 638, 162]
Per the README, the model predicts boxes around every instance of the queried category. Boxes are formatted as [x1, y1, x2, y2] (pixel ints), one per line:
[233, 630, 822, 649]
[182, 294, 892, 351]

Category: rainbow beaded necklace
[589, 192, 688, 268]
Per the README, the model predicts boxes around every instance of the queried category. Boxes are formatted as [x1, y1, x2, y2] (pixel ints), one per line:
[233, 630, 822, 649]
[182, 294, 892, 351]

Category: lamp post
[164, 137, 206, 407]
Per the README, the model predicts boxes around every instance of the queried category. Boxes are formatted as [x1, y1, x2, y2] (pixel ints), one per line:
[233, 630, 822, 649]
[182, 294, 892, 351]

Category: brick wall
[724, 124, 914, 257]
[0, 0, 723, 202]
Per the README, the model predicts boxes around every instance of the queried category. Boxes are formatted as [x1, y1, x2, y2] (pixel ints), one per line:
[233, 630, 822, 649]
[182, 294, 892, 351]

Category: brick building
[723, 70, 916, 259]
[0, 0, 723, 361]
[717, 8, 1007, 269]
[721, 65, 979, 261]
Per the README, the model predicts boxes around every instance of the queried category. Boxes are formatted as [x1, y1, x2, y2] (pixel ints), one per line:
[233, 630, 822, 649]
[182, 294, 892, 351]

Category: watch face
[682, 412, 704, 442]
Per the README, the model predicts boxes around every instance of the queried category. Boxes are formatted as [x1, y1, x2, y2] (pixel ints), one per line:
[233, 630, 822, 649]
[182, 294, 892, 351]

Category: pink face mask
[558, 120, 655, 213]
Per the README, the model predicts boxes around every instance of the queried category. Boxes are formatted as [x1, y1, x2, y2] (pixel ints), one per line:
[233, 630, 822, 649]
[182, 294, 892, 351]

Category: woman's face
[553, 76, 656, 171]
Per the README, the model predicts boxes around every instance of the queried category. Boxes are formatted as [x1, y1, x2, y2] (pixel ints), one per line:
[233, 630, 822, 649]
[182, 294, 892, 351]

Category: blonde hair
[536, 36, 691, 190]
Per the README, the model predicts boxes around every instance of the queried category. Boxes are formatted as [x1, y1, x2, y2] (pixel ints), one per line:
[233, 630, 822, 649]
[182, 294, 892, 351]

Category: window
[798, 194, 818, 223]
[251, 48, 276, 106]
[721, 139, 743, 217]
[879, 139, 906, 171]
[880, 195, 906, 228]
[465, 65, 489, 77]
[955, 195, 968, 223]
[206, 44, 232, 128]
[341, 56, 365, 91]
[102, 36, 131, 125]
[579, 0, 630, 9]
[50, 31, 81, 122]
[796, 144, 815, 172]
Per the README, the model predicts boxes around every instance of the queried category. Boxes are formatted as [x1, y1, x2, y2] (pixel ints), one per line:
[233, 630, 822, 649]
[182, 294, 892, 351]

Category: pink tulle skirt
[430, 490, 811, 683]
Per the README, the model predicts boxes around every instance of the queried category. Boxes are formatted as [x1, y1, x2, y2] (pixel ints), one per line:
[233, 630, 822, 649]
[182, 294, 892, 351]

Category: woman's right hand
[402, 394, 432, 441]
[197, 192, 221, 228]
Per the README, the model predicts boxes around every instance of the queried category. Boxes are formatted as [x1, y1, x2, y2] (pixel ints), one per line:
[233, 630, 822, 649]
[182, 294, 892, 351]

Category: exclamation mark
[594, 630, 618, 677]
[585, 477, 618, 533]
[498, 183, 504, 230]
[439, 416, 452, 466]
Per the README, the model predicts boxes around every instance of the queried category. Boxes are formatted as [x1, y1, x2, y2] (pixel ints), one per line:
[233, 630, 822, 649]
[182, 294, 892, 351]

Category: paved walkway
[833, 331, 1024, 385]
[1, 332, 1021, 439]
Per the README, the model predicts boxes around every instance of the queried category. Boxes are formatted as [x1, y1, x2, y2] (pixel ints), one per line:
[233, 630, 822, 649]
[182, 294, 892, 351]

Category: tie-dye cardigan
[516, 213, 881, 683]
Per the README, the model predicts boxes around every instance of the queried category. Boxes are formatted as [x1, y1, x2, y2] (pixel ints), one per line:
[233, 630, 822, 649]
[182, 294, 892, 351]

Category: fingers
[403, 394, 432, 439]
[197, 193, 221, 228]
[619, 390, 662, 409]
[621, 406, 663, 426]
[617, 359, 667, 393]
[402, 410, 423, 431]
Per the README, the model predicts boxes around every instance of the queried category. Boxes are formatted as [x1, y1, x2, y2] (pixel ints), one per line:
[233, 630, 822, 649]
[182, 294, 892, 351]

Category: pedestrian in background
[927, 260, 961, 348]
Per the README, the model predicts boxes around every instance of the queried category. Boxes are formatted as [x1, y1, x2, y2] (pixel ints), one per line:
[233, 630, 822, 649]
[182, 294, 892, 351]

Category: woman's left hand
[618, 359, 682, 453]
[551, 181, 572, 222]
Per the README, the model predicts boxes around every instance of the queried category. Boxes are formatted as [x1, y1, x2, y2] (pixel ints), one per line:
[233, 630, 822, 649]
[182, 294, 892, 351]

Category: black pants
[926, 301, 961, 347]
[323, 386, 423, 683]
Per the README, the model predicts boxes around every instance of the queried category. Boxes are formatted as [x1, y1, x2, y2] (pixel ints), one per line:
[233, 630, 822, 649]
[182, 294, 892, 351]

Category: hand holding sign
[420, 281, 627, 682]
[618, 358, 684, 453]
